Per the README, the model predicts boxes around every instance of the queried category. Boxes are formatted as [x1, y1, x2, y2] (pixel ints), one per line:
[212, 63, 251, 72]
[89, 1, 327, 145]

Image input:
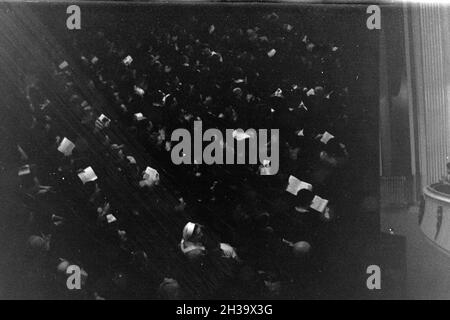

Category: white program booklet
[143, 166, 159, 183]
[134, 113, 146, 121]
[98, 114, 111, 126]
[320, 131, 335, 144]
[78, 166, 98, 184]
[267, 48, 276, 57]
[18, 165, 31, 177]
[58, 61, 69, 70]
[123, 55, 133, 66]
[106, 214, 117, 224]
[286, 175, 313, 195]
[232, 130, 251, 141]
[310, 195, 329, 213]
[57, 137, 75, 156]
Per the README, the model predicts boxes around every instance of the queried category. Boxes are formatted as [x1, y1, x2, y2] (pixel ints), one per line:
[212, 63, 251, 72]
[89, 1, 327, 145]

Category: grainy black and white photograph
[0, 0, 448, 303]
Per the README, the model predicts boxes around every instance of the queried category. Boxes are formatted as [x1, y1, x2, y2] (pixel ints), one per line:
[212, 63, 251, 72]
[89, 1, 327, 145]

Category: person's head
[296, 189, 314, 209]
[314, 86, 324, 98]
[292, 241, 311, 258]
[115, 148, 125, 160]
[55, 259, 87, 286]
[260, 226, 275, 242]
[131, 250, 149, 271]
[56, 259, 70, 274]
[323, 138, 344, 156]
[238, 265, 262, 294]
[182, 222, 203, 242]
[28, 235, 50, 252]
[232, 87, 243, 99]
[158, 278, 182, 300]
[83, 180, 97, 196]
[319, 150, 338, 167]
[261, 271, 282, 297]
[288, 145, 300, 161]
[254, 212, 270, 229]
[112, 272, 128, 290]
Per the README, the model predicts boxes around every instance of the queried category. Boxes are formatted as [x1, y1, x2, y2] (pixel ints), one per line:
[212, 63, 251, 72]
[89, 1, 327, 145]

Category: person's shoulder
[185, 248, 206, 261]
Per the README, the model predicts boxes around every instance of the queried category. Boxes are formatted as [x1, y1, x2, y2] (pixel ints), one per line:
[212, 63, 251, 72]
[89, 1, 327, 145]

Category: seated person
[139, 166, 160, 188]
[180, 222, 240, 263]
[18, 164, 53, 197]
[295, 189, 315, 213]
[180, 222, 206, 261]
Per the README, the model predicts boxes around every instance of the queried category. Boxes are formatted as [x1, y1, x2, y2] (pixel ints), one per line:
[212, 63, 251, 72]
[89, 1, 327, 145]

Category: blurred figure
[180, 222, 206, 261]
[158, 277, 183, 300]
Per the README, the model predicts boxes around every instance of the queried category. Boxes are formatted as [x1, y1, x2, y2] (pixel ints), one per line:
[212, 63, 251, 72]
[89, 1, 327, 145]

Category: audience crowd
[1, 9, 355, 299]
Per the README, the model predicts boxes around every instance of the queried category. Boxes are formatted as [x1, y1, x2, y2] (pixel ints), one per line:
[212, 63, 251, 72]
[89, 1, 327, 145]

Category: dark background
[0, 2, 403, 299]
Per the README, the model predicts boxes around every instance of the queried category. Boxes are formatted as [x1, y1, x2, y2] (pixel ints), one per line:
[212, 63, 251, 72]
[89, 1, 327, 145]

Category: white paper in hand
[310, 195, 329, 213]
[134, 86, 145, 97]
[58, 61, 69, 70]
[273, 88, 283, 97]
[78, 166, 98, 184]
[145, 166, 158, 178]
[98, 113, 111, 127]
[299, 101, 308, 111]
[165, 141, 172, 152]
[142, 166, 159, 187]
[106, 214, 117, 224]
[232, 130, 251, 141]
[97, 114, 111, 128]
[320, 131, 335, 144]
[267, 49, 277, 58]
[286, 175, 312, 195]
[220, 243, 238, 259]
[134, 113, 146, 121]
[126, 156, 136, 164]
[18, 165, 31, 177]
[57, 137, 76, 156]
[123, 55, 133, 66]
[162, 94, 171, 104]
[260, 168, 273, 175]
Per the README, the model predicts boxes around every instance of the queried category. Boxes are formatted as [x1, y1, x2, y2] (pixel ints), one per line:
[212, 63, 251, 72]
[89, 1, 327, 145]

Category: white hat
[182, 222, 196, 240]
